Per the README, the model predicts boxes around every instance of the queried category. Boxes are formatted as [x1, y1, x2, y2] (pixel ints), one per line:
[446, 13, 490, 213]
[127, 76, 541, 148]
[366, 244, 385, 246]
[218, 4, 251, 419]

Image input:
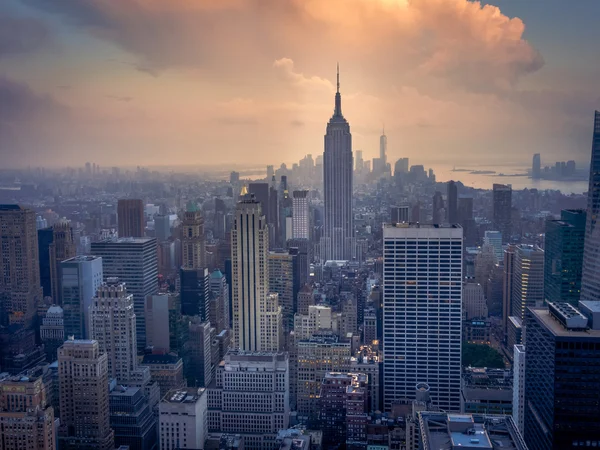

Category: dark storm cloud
[0, 14, 52, 58]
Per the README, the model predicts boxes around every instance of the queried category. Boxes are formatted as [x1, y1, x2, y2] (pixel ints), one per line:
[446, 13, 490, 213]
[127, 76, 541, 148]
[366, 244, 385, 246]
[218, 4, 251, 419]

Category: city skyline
[2, 0, 600, 168]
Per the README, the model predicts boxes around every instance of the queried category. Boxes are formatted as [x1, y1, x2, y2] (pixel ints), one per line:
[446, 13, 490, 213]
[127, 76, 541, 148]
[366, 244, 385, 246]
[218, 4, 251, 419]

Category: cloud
[0, 14, 52, 59]
[105, 94, 133, 102]
[273, 58, 334, 92]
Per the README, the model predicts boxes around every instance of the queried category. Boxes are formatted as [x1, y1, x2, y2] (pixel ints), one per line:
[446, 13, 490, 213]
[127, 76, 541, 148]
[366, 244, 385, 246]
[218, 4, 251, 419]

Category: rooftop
[142, 353, 181, 365]
[384, 222, 462, 229]
[163, 388, 205, 404]
[529, 307, 600, 338]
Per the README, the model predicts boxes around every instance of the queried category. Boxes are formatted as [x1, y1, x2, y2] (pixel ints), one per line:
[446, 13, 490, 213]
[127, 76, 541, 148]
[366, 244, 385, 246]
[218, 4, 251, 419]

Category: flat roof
[529, 307, 600, 338]
[580, 300, 600, 313]
[384, 222, 462, 229]
[163, 388, 204, 403]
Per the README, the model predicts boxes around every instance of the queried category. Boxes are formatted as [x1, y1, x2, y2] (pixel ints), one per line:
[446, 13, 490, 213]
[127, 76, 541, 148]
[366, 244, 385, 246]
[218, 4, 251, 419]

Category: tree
[462, 342, 505, 368]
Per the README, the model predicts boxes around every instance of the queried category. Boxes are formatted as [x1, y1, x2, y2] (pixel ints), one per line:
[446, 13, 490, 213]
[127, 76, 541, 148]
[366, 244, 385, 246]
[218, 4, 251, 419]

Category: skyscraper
[181, 202, 206, 270]
[0, 204, 43, 328]
[118, 199, 145, 238]
[432, 191, 445, 225]
[91, 238, 158, 350]
[446, 180, 458, 224]
[502, 245, 516, 340]
[58, 338, 114, 450]
[268, 250, 296, 333]
[38, 227, 54, 298]
[231, 194, 281, 351]
[379, 127, 387, 166]
[511, 244, 545, 323]
[292, 190, 310, 240]
[322, 65, 354, 261]
[544, 209, 586, 306]
[493, 184, 512, 243]
[61, 255, 104, 339]
[483, 230, 503, 262]
[390, 204, 410, 223]
[49, 220, 76, 304]
[155, 214, 171, 242]
[581, 111, 600, 301]
[383, 223, 463, 412]
[532, 153, 541, 179]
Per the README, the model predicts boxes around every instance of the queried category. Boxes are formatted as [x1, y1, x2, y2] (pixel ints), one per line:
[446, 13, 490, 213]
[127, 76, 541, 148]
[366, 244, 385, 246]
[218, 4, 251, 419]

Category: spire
[334, 63, 342, 117]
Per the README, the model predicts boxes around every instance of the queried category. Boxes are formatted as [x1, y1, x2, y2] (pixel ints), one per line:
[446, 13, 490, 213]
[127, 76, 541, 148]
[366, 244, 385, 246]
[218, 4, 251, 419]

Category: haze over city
[2, 0, 600, 168]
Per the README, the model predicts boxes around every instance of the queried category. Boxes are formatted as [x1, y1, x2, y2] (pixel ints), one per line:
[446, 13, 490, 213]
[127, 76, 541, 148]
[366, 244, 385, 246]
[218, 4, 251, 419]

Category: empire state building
[322, 65, 354, 261]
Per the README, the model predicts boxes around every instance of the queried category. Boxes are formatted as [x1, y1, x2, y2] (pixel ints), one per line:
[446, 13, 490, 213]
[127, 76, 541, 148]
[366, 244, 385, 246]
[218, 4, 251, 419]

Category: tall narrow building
[231, 194, 282, 352]
[511, 244, 545, 323]
[118, 199, 145, 238]
[493, 184, 512, 243]
[379, 127, 387, 166]
[446, 180, 458, 224]
[0, 205, 43, 328]
[181, 202, 206, 270]
[581, 111, 600, 301]
[49, 220, 76, 304]
[383, 223, 463, 412]
[322, 65, 354, 261]
[292, 190, 310, 240]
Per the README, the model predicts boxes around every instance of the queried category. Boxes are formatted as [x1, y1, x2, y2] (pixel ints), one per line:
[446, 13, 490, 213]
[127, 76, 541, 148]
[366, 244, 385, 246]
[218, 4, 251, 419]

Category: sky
[1, 0, 599, 169]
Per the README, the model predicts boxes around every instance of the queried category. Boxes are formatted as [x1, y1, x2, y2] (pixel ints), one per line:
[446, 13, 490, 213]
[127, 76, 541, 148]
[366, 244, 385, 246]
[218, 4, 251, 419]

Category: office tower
[394, 158, 409, 175]
[40, 305, 64, 362]
[89, 279, 138, 382]
[296, 284, 314, 315]
[432, 191, 444, 225]
[525, 302, 600, 449]
[463, 282, 487, 319]
[0, 326, 45, 375]
[293, 305, 333, 340]
[49, 220, 76, 303]
[502, 244, 516, 339]
[446, 180, 458, 224]
[232, 195, 282, 351]
[383, 223, 463, 412]
[511, 245, 544, 322]
[206, 352, 289, 449]
[141, 354, 186, 398]
[457, 196, 473, 224]
[158, 240, 176, 275]
[287, 239, 310, 288]
[390, 204, 410, 223]
[322, 66, 354, 261]
[209, 269, 230, 333]
[512, 344, 526, 435]
[38, 227, 54, 297]
[279, 177, 293, 248]
[181, 202, 206, 269]
[61, 255, 103, 339]
[109, 385, 157, 450]
[118, 199, 145, 238]
[460, 368, 512, 415]
[296, 333, 351, 424]
[58, 338, 114, 450]
[91, 238, 158, 350]
[532, 153, 541, 179]
[319, 372, 368, 449]
[483, 230, 503, 262]
[230, 171, 240, 185]
[411, 202, 421, 223]
[292, 190, 310, 239]
[379, 128, 387, 165]
[159, 388, 208, 450]
[493, 184, 512, 243]
[180, 267, 210, 320]
[544, 209, 586, 305]
[155, 214, 171, 241]
[184, 317, 214, 387]
[269, 250, 296, 333]
[419, 413, 527, 450]
[0, 368, 56, 450]
[0, 204, 43, 327]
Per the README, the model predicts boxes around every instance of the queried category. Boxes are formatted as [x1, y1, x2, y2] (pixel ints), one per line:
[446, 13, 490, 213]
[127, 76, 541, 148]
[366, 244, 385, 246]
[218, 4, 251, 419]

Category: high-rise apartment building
[58, 338, 114, 450]
[0, 368, 56, 450]
[91, 237, 158, 350]
[207, 352, 289, 450]
[511, 244, 544, 322]
[89, 279, 138, 382]
[544, 209, 586, 305]
[525, 302, 600, 449]
[292, 190, 310, 240]
[446, 180, 458, 224]
[61, 255, 103, 339]
[159, 388, 208, 450]
[383, 223, 463, 412]
[181, 203, 206, 269]
[322, 66, 354, 261]
[49, 220, 76, 304]
[493, 184, 512, 243]
[232, 195, 281, 352]
[0, 204, 43, 327]
[118, 199, 145, 238]
[581, 114, 600, 301]
[268, 250, 296, 333]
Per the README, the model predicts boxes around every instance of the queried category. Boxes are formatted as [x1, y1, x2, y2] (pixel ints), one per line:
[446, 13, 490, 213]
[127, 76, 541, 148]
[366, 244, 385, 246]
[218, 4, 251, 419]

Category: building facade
[159, 388, 207, 450]
[511, 244, 544, 322]
[292, 190, 310, 240]
[118, 199, 145, 238]
[492, 184, 512, 243]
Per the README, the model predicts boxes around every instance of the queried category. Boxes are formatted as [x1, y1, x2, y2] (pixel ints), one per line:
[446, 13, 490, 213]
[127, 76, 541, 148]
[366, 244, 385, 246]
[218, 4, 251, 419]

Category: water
[433, 164, 589, 194]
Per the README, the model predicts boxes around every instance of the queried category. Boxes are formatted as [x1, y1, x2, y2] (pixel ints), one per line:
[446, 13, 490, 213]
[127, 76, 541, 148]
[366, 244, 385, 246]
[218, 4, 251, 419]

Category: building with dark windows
[118, 199, 145, 238]
[38, 227, 54, 298]
[493, 184, 512, 243]
[524, 302, 600, 450]
[544, 209, 586, 305]
[180, 267, 210, 319]
[446, 180, 458, 224]
[532, 153, 541, 179]
[322, 66, 354, 261]
[460, 367, 513, 415]
[581, 111, 600, 302]
[109, 385, 157, 450]
[511, 244, 544, 322]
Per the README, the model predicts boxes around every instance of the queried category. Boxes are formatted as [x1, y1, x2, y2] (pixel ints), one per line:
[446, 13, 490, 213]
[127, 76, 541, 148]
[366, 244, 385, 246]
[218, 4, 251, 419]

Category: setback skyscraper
[322, 66, 354, 261]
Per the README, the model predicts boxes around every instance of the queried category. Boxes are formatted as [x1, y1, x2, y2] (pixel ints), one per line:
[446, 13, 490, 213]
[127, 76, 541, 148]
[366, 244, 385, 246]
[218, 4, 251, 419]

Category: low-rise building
[141, 353, 186, 399]
[461, 367, 513, 415]
[159, 388, 208, 450]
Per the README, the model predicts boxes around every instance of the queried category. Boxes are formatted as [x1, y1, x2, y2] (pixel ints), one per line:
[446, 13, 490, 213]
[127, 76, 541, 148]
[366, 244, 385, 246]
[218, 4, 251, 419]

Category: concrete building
[383, 223, 463, 412]
[91, 237, 158, 350]
[390, 204, 410, 223]
[502, 244, 516, 340]
[40, 305, 64, 362]
[58, 338, 114, 450]
[293, 305, 333, 340]
[268, 250, 296, 333]
[185, 318, 214, 388]
[49, 220, 76, 304]
[483, 230, 503, 263]
[61, 255, 104, 339]
[181, 203, 206, 270]
[292, 190, 310, 240]
[141, 353, 186, 398]
[145, 292, 185, 354]
[446, 180, 458, 225]
[207, 352, 290, 450]
[209, 269, 230, 333]
[418, 413, 527, 450]
[348, 347, 381, 413]
[511, 245, 544, 322]
[512, 344, 526, 435]
[296, 284, 314, 315]
[109, 385, 157, 450]
[0, 369, 56, 450]
[154, 214, 171, 242]
[118, 199, 145, 238]
[525, 302, 600, 449]
[460, 368, 513, 415]
[463, 282, 487, 320]
[159, 388, 208, 450]
[232, 194, 282, 352]
[492, 184, 512, 243]
[180, 267, 210, 320]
